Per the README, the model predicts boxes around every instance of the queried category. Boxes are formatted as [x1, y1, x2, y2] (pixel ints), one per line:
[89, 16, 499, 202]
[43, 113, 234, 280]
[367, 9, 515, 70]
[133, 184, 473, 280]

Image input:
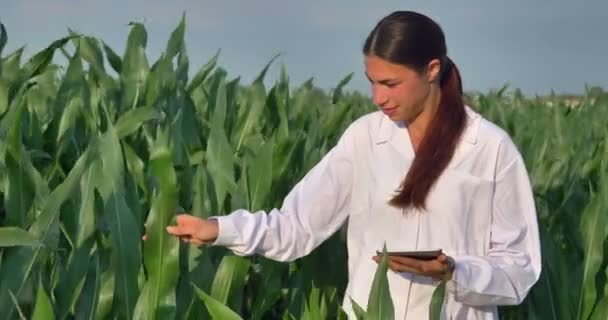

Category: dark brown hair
[363, 11, 466, 210]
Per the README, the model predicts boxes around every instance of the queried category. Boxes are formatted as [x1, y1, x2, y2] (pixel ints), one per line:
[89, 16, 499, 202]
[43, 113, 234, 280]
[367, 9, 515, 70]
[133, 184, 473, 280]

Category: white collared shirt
[211, 106, 542, 319]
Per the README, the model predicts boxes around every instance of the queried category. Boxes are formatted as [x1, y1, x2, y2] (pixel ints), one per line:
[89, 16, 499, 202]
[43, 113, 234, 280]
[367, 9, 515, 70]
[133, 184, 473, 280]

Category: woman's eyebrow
[365, 73, 399, 84]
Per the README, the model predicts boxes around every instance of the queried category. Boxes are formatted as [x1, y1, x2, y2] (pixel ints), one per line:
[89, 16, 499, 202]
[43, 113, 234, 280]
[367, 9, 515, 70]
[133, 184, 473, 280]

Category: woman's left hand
[372, 253, 455, 281]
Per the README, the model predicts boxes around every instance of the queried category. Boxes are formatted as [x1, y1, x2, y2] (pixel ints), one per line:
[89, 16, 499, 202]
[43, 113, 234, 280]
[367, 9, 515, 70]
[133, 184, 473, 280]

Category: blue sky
[1, 0, 606, 96]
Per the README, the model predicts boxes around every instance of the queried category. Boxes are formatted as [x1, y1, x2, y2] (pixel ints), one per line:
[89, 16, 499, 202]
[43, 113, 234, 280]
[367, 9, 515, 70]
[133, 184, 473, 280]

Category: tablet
[375, 249, 442, 261]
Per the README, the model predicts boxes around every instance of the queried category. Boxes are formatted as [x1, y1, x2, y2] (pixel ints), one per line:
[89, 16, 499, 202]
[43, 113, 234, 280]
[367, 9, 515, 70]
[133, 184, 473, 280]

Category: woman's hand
[372, 253, 455, 281]
[164, 214, 219, 245]
[142, 214, 219, 245]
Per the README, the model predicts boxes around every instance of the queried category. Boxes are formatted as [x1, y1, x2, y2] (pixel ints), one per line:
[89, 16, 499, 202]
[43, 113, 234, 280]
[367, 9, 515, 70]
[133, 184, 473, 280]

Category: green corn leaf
[74, 253, 101, 320]
[54, 239, 94, 319]
[525, 226, 572, 320]
[331, 72, 353, 105]
[578, 179, 608, 319]
[165, 13, 185, 59]
[245, 137, 273, 211]
[191, 164, 217, 217]
[115, 106, 161, 138]
[0, 22, 7, 58]
[123, 142, 147, 195]
[186, 49, 219, 94]
[253, 53, 280, 85]
[121, 22, 149, 110]
[210, 255, 251, 311]
[0, 227, 40, 247]
[4, 147, 36, 228]
[95, 119, 125, 197]
[55, 46, 86, 143]
[367, 245, 394, 320]
[75, 164, 97, 247]
[32, 278, 55, 320]
[265, 86, 289, 141]
[102, 41, 122, 73]
[94, 267, 115, 320]
[21, 36, 72, 80]
[104, 192, 141, 319]
[0, 47, 23, 83]
[0, 140, 96, 317]
[349, 297, 367, 320]
[193, 284, 244, 320]
[248, 258, 288, 320]
[57, 95, 84, 144]
[429, 281, 446, 320]
[207, 70, 227, 125]
[134, 130, 180, 320]
[206, 98, 237, 209]
[68, 31, 105, 73]
[0, 79, 8, 116]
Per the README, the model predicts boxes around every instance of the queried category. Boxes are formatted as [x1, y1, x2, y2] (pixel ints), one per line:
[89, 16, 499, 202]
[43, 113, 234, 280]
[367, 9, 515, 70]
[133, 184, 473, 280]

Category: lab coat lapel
[375, 115, 416, 160]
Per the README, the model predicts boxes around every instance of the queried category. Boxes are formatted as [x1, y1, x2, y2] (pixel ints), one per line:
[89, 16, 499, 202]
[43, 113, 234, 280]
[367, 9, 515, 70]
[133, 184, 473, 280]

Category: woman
[166, 11, 541, 319]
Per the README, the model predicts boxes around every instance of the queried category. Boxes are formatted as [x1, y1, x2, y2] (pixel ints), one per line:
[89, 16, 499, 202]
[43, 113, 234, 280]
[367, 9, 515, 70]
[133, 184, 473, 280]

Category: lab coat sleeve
[208, 124, 356, 262]
[446, 153, 542, 306]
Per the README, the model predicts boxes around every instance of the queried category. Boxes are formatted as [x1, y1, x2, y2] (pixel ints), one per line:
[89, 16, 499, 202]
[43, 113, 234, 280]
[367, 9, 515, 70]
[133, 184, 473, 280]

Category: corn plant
[0, 16, 607, 320]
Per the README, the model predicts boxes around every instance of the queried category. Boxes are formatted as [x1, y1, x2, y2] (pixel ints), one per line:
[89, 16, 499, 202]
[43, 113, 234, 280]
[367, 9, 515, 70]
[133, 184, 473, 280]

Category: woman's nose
[372, 86, 387, 106]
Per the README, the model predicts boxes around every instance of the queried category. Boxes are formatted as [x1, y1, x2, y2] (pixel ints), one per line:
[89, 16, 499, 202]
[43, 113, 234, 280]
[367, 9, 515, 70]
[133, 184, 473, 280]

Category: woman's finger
[168, 215, 204, 236]
[166, 223, 198, 236]
[389, 256, 425, 269]
[166, 225, 188, 236]
[189, 238, 205, 246]
[388, 260, 421, 274]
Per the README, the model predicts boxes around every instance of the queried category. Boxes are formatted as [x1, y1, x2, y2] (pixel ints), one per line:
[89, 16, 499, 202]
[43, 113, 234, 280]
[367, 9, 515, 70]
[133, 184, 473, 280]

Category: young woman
[165, 11, 541, 319]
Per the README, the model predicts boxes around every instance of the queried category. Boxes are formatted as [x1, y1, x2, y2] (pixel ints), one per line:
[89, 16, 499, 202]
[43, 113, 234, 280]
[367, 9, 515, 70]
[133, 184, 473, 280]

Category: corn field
[0, 18, 607, 320]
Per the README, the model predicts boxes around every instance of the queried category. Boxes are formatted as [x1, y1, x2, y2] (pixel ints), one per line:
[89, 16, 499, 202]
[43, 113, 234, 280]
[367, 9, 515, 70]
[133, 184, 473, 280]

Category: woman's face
[364, 55, 438, 123]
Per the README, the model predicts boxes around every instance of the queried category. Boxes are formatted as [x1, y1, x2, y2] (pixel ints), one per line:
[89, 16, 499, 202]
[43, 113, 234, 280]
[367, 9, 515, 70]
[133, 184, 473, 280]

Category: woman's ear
[426, 58, 441, 83]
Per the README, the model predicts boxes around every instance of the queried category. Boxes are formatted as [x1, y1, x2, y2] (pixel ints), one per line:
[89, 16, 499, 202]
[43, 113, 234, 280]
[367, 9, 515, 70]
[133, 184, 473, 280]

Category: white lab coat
[210, 106, 542, 319]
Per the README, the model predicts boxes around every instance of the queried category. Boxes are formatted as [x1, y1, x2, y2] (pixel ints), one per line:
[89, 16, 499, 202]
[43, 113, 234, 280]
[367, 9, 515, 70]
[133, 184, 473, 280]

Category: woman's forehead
[364, 55, 417, 79]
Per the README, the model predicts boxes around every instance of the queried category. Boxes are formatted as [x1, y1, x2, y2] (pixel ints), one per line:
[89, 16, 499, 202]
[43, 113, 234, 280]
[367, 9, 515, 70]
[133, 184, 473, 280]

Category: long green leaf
[578, 179, 608, 319]
[32, 278, 55, 320]
[134, 130, 180, 320]
[210, 255, 251, 311]
[121, 22, 149, 110]
[0, 141, 96, 317]
[102, 42, 122, 73]
[0, 47, 23, 83]
[21, 36, 72, 80]
[429, 281, 446, 320]
[186, 49, 219, 94]
[331, 72, 353, 104]
[366, 245, 394, 320]
[165, 13, 185, 59]
[75, 165, 97, 247]
[0, 227, 40, 247]
[94, 267, 115, 320]
[206, 97, 237, 209]
[115, 106, 161, 138]
[245, 137, 273, 211]
[54, 239, 94, 319]
[193, 285, 243, 320]
[105, 192, 141, 319]
[75, 253, 101, 320]
[0, 79, 8, 115]
[0, 22, 7, 58]
[349, 298, 367, 320]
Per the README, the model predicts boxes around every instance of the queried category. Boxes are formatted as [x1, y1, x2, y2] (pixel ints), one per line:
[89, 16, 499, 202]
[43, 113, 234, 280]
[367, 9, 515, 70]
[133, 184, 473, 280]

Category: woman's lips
[382, 106, 398, 116]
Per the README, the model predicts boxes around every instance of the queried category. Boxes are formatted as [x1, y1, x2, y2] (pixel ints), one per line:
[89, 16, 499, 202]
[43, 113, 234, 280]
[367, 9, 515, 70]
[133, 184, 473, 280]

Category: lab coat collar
[374, 105, 481, 146]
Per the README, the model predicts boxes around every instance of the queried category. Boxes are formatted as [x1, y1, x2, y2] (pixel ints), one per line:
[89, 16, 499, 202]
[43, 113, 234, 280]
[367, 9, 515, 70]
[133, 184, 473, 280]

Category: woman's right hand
[165, 214, 219, 246]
